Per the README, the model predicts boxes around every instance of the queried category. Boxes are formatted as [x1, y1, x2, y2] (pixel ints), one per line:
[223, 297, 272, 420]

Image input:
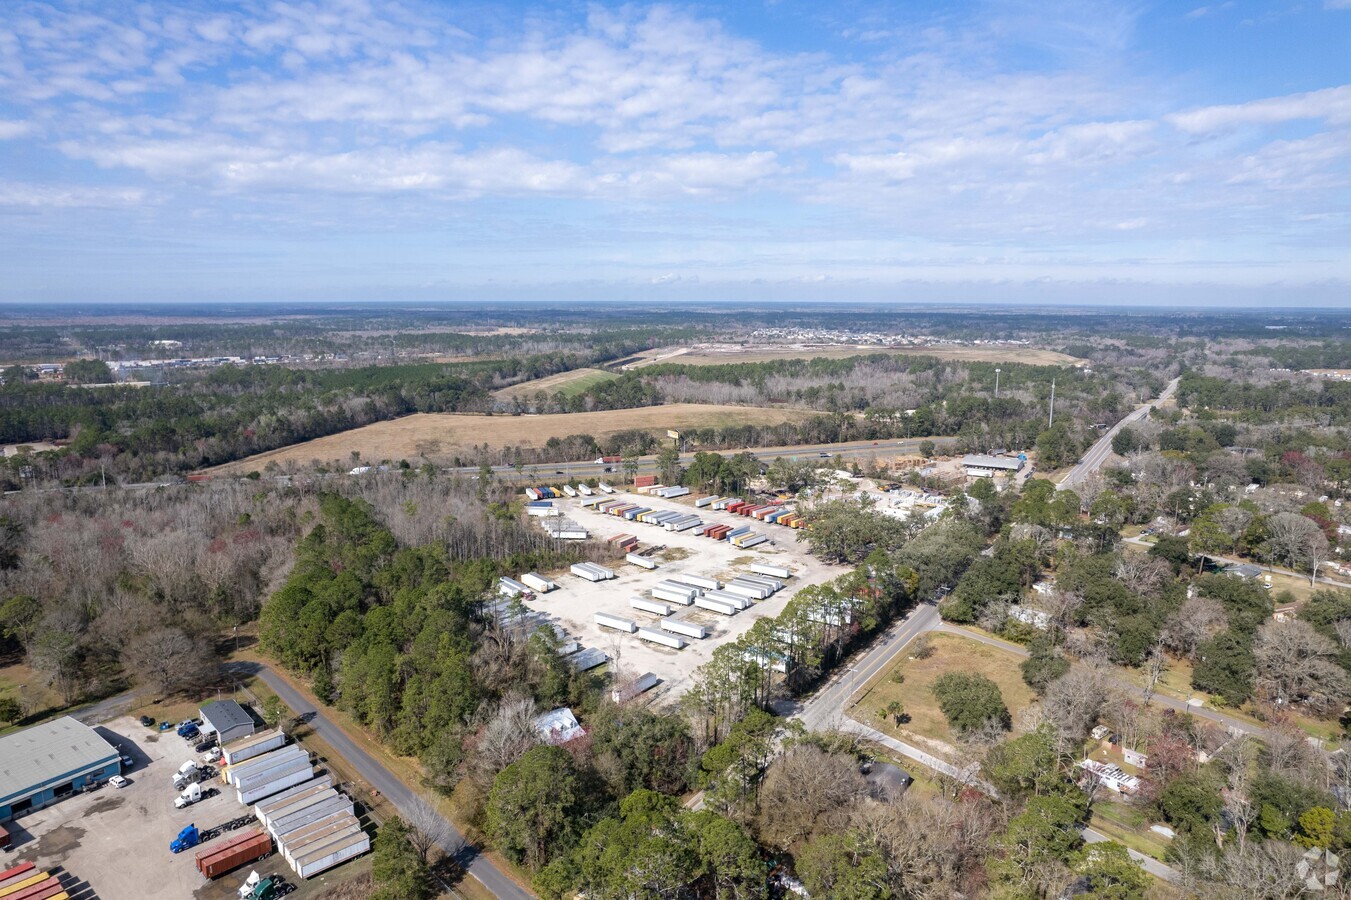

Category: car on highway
[818, 451, 831, 458]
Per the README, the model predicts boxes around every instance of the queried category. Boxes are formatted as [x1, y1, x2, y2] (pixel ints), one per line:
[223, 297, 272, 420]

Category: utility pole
[994, 368, 1001, 399]
[1048, 378, 1056, 428]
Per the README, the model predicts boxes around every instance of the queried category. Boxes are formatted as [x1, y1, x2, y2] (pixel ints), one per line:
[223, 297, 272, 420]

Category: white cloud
[0, 180, 146, 209]
[1168, 85, 1351, 132]
[0, 0, 1348, 287]
[0, 120, 35, 139]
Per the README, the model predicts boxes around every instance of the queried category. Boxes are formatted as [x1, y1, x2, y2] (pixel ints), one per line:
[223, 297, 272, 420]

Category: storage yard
[2, 717, 366, 900]
[513, 488, 848, 699]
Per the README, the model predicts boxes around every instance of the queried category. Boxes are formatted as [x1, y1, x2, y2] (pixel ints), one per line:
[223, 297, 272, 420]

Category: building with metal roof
[199, 699, 256, 745]
[0, 716, 121, 820]
[962, 454, 1025, 477]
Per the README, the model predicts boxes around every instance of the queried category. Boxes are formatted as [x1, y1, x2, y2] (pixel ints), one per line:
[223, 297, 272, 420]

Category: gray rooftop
[0, 715, 119, 803]
[962, 454, 1023, 470]
[200, 699, 253, 733]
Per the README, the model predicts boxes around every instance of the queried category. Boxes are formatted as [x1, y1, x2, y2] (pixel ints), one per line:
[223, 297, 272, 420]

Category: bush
[931, 672, 1010, 736]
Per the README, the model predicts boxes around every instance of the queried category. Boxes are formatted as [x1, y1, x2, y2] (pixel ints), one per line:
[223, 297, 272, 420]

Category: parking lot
[4, 716, 365, 900]
[525, 493, 847, 699]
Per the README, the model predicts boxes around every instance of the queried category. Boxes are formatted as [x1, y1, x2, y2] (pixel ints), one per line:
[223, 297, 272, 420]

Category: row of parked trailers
[211, 733, 370, 881]
[589, 499, 706, 534]
[525, 483, 616, 502]
[571, 562, 615, 582]
[224, 743, 316, 806]
[255, 776, 369, 879]
[635, 484, 690, 499]
[0, 861, 67, 900]
[498, 572, 558, 596]
[705, 497, 806, 529]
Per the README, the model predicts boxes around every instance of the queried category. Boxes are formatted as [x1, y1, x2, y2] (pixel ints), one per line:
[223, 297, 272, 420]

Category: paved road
[787, 608, 1191, 883]
[1122, 535, 1351, 591]
[230, 662, 532, 900]
[1058, 377, 1179, 492]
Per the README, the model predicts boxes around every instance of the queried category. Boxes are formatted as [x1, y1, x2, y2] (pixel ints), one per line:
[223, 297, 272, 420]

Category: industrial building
[199, 699, 256, 745]
[0, 716, 121, 821]
[961, 454, 1025, 477]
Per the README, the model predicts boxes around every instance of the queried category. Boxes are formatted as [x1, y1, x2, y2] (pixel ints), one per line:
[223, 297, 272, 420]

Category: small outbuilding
[0, 716, 121, 820]
[199, 699, 257, 746]
[962, 454, 1024, 478]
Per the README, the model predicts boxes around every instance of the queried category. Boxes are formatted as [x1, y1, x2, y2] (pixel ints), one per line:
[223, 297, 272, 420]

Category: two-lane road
[1058, 377, 1179, 492]
[789, 610, 1182, 883]
[230, 662, 533, 900]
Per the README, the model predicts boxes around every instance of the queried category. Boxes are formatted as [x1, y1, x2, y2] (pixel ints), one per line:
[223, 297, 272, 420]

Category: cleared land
[525, 493, 846, 701]
[210, 403, 819, 473]
[855, 632, 1036, 757]
[491, 367, 617, 400]
[624, 344, 1086, 369]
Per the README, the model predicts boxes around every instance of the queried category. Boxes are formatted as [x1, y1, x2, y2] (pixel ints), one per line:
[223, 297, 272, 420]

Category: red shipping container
[634, 475, 657, 487]
[196, 829, 272, 879]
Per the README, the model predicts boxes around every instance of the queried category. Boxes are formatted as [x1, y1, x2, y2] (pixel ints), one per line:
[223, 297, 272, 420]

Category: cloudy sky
[1, 0, 1349, 305]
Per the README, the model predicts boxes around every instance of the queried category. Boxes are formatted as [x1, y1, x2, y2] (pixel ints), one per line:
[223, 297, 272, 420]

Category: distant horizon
[2, 1, 1349, 306]
[1, 298, 1348, 315]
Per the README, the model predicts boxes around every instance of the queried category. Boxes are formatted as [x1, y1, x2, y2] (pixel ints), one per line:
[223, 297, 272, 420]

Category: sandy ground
[5, 716, 365, 900]
[209, 404, 817, 473]
[522, 493, 847, 703]
[622, 344, 1086, 368]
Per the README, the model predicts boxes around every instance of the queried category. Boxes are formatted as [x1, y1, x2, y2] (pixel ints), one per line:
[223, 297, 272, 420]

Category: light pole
[994, 368, 1001, 399]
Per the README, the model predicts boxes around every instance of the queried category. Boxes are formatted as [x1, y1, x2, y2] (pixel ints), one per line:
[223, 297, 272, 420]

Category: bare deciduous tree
[1041, 667, 1108, 749]
[124, 626, 217, 695]
[1161, 595, 1229, 659]
[1112, 553, 1172, 599]
[1142, 638, 1168, 705]
[405, 792, 460, 863]
[467, 693, 539, 790]
[756, 745, 869, 850]
[1253, 619, 1349, 715]
[1265, 512, 1329, 585]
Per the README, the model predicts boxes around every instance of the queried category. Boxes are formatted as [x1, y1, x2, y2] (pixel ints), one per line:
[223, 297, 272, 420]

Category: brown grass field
[209, 403, 819, 473]
[490, 367, 616, 400]
[855, 632, 1036, 754]
[624, 344, 1086, 368]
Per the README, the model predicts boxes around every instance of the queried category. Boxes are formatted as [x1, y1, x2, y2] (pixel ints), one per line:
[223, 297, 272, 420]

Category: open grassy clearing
[1089, 800, 1174, 860]
[624, 344, 1087, 368]
[208, 403, 819, 473]
[490, 367, 617, 400]
[855, 632, 1037, 753]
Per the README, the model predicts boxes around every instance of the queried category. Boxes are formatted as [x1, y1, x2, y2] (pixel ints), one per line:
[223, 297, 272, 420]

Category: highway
[230, 661, 533, 900]
[1058, 377, 1179, 492]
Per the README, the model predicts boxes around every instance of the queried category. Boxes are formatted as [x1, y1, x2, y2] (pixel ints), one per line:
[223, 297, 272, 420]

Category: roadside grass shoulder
[855, 632, 1036, 750]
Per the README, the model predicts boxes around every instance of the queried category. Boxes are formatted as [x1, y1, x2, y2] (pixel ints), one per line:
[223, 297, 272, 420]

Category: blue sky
[1, 0, 1349, 306]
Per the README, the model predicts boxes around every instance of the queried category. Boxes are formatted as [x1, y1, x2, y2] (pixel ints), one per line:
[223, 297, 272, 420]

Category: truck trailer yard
[3, 716, 366, 900]
[525, 492, 846, 699]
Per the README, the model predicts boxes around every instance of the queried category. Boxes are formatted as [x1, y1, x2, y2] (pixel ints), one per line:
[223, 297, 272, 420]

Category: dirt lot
[491, 367, 616, 400]
[209, 404, 818, 473]
[524, 493, 847, 700]
[5, 716, 366, 900]
[622, 344, 1087, 368]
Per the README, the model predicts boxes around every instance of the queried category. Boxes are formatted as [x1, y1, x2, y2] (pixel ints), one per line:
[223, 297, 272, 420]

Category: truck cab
[175, 782, 204, 808]
[171, 824, 200, 853]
